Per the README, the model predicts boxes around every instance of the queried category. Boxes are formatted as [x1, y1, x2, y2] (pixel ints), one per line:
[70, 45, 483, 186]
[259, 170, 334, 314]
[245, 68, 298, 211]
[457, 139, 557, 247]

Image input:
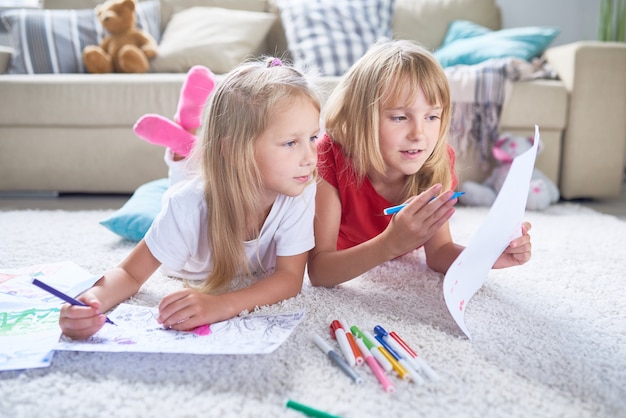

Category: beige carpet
[0, 204, 624, 418]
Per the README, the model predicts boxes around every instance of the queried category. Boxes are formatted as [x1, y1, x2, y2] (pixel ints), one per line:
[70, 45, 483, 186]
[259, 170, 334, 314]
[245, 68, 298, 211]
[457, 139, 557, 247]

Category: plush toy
[83, 0, 158, 74]
[133, 65, 217, 157]
[459, 133, 560, 211]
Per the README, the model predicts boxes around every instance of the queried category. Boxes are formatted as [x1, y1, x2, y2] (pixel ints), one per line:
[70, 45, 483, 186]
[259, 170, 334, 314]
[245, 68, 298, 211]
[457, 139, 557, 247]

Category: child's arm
[156, 252, 307, 331]
[425, 222, 533, 272]
[308, 181, 457, 287]
[59, 240, 161, 339]
[423, 224, 464, 273]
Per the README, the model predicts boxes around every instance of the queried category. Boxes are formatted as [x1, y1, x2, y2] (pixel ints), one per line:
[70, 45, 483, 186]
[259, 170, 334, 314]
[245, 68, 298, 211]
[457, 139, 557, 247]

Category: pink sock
[133, 114, 197, 157]
[174, 65, 217, 132]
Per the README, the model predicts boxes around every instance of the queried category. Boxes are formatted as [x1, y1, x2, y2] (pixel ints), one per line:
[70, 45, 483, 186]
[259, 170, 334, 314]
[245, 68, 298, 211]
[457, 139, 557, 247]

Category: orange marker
[339, 320, 364, 366]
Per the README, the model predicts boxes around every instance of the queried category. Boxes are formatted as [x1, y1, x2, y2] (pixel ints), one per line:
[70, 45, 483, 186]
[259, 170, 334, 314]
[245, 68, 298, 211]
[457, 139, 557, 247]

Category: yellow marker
[364, 330, 410, 380]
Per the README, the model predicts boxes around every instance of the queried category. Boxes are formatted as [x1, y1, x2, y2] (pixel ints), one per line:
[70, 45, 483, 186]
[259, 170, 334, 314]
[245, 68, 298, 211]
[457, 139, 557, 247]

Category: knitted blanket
[446, 58, 557, 161]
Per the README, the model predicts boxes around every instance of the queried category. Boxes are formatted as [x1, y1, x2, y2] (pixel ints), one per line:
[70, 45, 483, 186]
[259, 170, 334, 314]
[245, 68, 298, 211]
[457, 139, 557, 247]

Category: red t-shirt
[317, 133, 458, 250]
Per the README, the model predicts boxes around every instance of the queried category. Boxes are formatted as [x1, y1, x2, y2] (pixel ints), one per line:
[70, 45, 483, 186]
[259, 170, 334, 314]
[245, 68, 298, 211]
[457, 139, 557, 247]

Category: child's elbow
[306, 266, 330, 288]
[308, 276, 327, 288]
[426, 257, 447, 274]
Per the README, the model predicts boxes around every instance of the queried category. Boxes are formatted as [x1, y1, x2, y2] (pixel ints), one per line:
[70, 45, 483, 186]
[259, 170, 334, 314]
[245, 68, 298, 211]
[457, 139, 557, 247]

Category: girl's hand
[382, 184, 458, 258]
[157, 288, 232, 331]
[493, 222, 532, 268]
[58, 293, 107, 340]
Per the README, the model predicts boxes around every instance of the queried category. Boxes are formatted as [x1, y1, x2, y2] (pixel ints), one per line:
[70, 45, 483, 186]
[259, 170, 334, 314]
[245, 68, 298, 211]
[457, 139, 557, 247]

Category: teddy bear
[83, 0, 158, 74]
[458, 133, 560, 211]
[133, 65, 217, 157]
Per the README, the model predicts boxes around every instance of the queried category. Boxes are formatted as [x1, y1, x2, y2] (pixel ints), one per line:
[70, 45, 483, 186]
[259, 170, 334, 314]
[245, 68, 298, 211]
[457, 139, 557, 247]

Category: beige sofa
[0, 0, 625, 200]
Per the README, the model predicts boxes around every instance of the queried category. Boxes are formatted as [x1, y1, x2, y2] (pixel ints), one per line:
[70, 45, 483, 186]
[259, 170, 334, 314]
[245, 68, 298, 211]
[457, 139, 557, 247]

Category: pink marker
[355, 337, 394, 393]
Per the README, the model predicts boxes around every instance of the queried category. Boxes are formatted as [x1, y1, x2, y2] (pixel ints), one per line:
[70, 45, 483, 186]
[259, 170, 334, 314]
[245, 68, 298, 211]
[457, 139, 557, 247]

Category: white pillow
[150, 7, 276, 74]
[278, 0, 395, 76]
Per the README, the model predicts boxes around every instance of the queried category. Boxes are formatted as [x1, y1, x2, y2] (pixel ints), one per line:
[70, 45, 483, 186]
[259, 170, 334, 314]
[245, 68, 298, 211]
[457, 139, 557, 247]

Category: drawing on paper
[0, 261, 95, 371]
[56, 303, 306, 355]
[0, 308, 60, 337]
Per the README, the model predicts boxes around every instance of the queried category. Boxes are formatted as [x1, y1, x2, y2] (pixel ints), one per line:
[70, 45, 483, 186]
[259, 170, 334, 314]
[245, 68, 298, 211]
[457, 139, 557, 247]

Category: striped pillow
[0, 0, 160, 74]
[278, 0, 395, 76]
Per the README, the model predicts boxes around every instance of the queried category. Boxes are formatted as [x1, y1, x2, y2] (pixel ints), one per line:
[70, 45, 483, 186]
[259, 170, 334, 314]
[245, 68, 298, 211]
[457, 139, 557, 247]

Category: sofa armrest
[544, 41, 626, 199]
[0, 46, 12, 74]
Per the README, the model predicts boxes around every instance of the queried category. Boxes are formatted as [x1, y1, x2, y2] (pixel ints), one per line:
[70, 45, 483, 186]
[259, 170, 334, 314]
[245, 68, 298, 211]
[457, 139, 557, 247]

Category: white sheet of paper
[56, 304, 306, 355]
[0, 261, 97, 371]
[443, 125, 540, 338]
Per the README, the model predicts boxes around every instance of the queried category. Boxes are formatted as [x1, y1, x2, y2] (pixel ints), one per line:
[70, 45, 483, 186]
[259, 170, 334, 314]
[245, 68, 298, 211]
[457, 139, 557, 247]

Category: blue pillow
[100, 178, 169, 241]
[434, 20, 560, 68]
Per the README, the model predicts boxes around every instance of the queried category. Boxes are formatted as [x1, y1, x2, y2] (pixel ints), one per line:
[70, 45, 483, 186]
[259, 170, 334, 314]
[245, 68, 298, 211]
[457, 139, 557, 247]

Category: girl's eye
[390, 116, 407, 122]
[427, 115, 441, 121]
[309, 135, 318, 143]
[284, 140, 297, 148]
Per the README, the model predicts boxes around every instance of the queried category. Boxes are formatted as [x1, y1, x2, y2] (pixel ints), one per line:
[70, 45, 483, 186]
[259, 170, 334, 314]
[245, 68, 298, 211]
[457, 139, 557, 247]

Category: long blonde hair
[323, 39, 452, 201]
[189, 58, 321, 294]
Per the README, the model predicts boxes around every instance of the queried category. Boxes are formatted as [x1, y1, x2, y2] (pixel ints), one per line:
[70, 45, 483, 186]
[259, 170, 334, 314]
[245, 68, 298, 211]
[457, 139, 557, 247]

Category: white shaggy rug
[0, 204, 624, 418]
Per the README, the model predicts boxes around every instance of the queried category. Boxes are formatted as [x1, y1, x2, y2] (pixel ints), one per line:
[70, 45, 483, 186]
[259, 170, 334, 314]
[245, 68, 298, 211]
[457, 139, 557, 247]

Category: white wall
[496, 0, 601, 46]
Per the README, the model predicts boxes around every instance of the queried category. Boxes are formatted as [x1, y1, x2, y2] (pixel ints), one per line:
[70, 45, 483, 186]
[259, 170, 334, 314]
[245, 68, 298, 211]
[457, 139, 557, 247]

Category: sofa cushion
[100, 177, 169, 241]
[392, 0, 501, 50]
[150, 6, 275, 74]
[277, 0, 394, 76]
[434, 20, 560, 68]
[1, 0, 161, 74]
[158, 0, 267, 32]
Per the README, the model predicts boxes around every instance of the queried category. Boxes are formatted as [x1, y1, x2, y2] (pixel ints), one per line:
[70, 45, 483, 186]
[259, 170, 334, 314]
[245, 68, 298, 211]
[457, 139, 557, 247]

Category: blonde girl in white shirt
[60, 57, 321, 339]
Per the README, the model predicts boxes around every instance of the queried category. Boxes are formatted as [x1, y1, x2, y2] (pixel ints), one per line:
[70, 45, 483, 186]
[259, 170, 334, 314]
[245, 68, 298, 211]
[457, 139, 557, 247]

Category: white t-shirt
[144, 177, 316, 282]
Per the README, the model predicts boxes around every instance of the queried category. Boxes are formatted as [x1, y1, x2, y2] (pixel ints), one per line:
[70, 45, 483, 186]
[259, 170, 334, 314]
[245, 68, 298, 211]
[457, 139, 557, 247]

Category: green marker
[286, 399, 341, 418]
[350, 325, 393, 372]
[350, 325, 373, 349]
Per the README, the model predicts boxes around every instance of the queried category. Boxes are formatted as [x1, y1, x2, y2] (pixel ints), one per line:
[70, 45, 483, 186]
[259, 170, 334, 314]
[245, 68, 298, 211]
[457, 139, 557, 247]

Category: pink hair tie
[269, 58, 283, 67]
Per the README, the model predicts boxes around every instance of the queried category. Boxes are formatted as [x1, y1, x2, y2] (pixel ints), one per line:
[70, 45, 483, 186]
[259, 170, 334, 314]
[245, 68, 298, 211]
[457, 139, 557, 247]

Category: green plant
[599, 0, 626, 41]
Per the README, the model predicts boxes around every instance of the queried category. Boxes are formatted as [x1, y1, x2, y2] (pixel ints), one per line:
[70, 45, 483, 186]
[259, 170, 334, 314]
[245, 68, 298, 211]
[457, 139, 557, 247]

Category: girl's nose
[303, 141, 318, 166]
[409, 119, 424, 140]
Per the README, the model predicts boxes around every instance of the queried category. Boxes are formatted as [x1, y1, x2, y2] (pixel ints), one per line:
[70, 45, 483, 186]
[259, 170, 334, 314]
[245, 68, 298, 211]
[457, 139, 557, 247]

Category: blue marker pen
[31, 278, 116, 325]
[383, 191, 465, 215]
[374, 326, 424, 384]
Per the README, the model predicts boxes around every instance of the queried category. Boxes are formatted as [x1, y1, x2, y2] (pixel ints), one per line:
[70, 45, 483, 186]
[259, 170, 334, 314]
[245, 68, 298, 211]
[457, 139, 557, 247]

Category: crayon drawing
[0, 261, 96, 371]
[0, 307, 61, 371]
[56, 304, 306, 355]
[0, 307, 60, 337]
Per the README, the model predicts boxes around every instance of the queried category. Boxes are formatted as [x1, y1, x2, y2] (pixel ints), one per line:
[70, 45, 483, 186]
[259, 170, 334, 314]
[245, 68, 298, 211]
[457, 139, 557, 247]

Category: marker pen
[312, 334, 363, 384]
[285, 399, 340, 418]
[355, 337, 394, 393]
[338, 320, 364, 366]
[389, 330, 440, 381]
[350, 325, 392, 372]
[374, 326, 425, 384]
[330, 320, 356, 367]
[364, 330, 410, 381]
[383, 191, 465, 215]
[31, 278, 115, 325]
